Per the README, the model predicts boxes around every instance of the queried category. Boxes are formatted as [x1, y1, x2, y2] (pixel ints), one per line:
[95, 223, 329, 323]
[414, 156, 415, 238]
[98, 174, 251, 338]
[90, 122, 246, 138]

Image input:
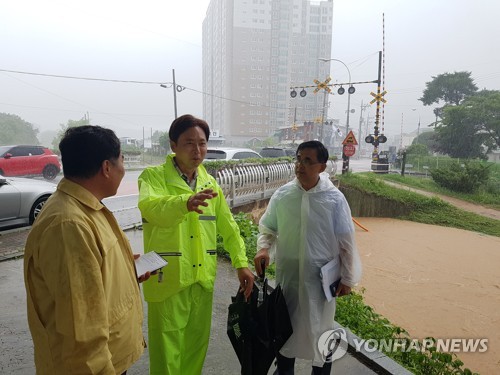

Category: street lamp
[318, 58, 354, 135]
[319, 58, 354, 174]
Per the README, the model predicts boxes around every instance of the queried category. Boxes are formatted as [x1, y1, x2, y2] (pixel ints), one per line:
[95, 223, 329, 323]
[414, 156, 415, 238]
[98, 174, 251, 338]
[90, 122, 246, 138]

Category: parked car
[259, 147, 288, 158]
[205, 147, 262, 161]
[0, 173, 56, 229]
[0, 145, 61, 180]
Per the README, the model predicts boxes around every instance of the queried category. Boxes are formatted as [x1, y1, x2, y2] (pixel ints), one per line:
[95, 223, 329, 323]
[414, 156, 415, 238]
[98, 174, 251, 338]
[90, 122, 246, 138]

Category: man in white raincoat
[254, 140, 362, 375]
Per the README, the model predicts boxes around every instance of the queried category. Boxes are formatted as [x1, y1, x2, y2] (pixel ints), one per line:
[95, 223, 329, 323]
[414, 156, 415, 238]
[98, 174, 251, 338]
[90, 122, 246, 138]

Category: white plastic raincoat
[257, 173, 362, 366]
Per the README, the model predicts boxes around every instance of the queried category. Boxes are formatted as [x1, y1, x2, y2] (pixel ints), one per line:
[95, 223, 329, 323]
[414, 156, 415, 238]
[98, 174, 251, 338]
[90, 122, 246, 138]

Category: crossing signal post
[364, 51, 388, 171]
[290, 52, 385, 165]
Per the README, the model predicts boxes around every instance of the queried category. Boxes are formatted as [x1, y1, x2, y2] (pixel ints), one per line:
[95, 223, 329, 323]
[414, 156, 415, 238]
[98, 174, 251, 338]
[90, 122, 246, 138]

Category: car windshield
[0, 146, 11, 157]
[205, 150, 227, 160]
[260, 149, 286, 158]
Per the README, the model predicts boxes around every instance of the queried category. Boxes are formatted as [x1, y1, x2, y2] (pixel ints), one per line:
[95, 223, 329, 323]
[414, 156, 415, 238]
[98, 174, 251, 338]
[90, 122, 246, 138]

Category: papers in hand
[320, 258, 341, 302]
[135, 252, 168, 278]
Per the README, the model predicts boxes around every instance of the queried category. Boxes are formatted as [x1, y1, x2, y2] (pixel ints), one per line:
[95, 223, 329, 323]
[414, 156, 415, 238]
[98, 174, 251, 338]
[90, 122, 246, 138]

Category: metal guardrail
[213, 160, 337, 208]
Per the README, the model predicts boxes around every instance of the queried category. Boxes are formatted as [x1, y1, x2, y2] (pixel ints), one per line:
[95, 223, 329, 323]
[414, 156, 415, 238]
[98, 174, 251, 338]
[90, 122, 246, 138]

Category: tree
[434, 105, 485, 159]
[413, 131, 439, 152]
[420, 71, 478, 107]
[51, 117, 90, 151]
[459, 90, 500, 149]
[405, 143, 429, 156]
[0, 113, 39, 145]
[152, 130, 163, 143]
[420, 71, 478, 130]
[435, 90, 500, 159]
[158, 132, 170, 154]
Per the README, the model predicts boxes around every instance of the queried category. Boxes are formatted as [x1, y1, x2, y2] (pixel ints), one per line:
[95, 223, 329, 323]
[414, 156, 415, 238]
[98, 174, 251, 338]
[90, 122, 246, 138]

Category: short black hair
[296, 140, 329, 163]
[59, 125, 121, 179]
[169, 114, 210, 143]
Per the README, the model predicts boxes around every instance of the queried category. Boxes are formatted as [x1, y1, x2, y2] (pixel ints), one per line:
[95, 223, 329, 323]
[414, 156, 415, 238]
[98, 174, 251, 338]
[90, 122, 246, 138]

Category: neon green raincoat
[138, 154, 248, 300]
[138, 154, 249, 374]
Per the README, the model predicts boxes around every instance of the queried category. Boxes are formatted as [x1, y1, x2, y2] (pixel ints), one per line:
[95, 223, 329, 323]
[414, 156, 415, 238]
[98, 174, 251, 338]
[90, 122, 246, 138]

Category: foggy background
[1, 0, 499, 144]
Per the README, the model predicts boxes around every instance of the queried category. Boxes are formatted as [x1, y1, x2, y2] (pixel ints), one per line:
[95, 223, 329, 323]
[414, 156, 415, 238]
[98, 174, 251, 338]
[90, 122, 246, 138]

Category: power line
[0, 68, 165, 84]
[0, 67, 276, 109]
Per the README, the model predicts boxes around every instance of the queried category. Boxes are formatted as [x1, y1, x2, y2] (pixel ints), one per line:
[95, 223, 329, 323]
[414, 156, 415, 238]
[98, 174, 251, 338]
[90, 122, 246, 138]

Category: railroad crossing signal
[369, 90, 387, 104]
[313, 77, 332, 94]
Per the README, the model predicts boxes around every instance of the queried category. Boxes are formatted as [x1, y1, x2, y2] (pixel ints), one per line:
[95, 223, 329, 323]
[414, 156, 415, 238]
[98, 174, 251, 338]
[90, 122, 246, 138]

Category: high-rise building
[203, 0, 333, 145]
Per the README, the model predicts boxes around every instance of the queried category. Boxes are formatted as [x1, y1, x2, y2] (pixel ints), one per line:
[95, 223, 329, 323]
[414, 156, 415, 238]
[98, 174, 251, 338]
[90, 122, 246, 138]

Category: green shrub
[336, 291, 479, 374]
[217, 212, 258, 261]
[430, 162, 491, 193]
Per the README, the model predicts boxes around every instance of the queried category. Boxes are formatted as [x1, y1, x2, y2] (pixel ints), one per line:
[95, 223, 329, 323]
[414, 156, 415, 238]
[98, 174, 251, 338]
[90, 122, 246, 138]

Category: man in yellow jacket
[138, 114, 254, 374]
[24, 125, 147, 374]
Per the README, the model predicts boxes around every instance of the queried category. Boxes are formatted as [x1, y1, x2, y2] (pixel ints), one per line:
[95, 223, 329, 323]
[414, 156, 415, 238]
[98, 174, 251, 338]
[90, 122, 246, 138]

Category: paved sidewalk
[382, 180, 500, 221]
[0, 227, 30, 261]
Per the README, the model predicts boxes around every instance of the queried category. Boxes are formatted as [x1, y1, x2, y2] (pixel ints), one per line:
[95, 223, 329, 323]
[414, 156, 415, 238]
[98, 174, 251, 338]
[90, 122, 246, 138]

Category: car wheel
[0, 169, 3, 176]
[29, 196, 49, 225]
[43, 164, 59, 180]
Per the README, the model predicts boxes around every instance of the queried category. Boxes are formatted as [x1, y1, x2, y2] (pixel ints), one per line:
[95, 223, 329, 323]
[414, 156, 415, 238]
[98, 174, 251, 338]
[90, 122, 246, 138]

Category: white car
[0, 174, 56, 229]
[205, 148, 262, 161]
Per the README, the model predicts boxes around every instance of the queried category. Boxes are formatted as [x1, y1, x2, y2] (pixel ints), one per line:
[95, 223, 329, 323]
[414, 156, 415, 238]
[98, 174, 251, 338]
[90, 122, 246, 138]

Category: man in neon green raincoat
[138, 114, 254, 374]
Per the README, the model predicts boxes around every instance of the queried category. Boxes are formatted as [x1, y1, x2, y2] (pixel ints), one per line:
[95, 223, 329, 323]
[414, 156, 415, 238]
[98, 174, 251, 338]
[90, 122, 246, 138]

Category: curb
[334, 322, 413, 375]
[0, 226, 31, 262]
[0, 223, 143, 263]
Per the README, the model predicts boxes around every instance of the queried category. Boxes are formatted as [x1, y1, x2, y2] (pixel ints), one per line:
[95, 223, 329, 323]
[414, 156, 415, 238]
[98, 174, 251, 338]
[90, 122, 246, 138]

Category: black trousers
[273, 352, 332, 375]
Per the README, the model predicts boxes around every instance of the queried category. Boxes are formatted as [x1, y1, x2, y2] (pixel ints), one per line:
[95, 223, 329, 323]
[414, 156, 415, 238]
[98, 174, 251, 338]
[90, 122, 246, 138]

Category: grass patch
[377, 173, 500, 210]
[339, 173, 500, 237]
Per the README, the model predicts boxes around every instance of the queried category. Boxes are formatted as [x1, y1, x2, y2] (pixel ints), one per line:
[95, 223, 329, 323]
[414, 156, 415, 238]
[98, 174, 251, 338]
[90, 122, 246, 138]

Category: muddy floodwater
[354, 218, 500, 375]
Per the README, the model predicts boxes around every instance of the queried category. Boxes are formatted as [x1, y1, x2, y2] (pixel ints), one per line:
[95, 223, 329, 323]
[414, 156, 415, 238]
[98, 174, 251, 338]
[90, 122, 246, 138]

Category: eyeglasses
[293, 157, 324, 167]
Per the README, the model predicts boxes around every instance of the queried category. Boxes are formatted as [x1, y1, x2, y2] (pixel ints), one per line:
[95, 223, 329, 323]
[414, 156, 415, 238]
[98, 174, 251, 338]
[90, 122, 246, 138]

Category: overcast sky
[1, 0, 499, 143]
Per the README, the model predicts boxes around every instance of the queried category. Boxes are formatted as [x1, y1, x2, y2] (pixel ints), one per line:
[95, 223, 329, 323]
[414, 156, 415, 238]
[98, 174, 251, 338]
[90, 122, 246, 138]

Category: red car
[0, 145, 61, 180]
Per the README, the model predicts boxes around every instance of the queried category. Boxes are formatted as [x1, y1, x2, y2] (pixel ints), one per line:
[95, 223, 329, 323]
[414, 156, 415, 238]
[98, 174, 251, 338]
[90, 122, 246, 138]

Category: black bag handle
[259, 258, 266, 280]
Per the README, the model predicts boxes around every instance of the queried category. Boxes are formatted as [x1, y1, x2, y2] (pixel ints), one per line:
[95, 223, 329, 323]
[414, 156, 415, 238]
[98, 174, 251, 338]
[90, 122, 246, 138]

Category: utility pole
[172, 69, 178, 119]
[320, 89, 328, 143]
[417, 116, 421, 144]
[400, 113, 404, 151]
[357, 101, 370, 159]
[292, 106, 297, 144]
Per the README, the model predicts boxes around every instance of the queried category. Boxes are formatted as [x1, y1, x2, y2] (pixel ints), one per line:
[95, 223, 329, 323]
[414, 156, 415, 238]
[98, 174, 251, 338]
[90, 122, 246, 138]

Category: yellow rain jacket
[24, 178, 145, 374]
[138, 154, 248, 302]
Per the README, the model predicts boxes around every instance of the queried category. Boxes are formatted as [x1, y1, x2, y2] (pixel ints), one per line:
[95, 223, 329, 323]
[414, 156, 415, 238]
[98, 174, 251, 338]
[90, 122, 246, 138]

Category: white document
[320, 258, 341, 302]
[134, 252, 168, 278]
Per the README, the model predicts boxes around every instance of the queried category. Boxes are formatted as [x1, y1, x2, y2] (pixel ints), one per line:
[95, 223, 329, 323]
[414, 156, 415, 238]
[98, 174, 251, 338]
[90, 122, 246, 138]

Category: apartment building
[203, 0, 333, 144]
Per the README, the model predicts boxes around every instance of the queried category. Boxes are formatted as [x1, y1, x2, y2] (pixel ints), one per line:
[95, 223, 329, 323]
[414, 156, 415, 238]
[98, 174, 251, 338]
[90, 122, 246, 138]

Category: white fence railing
[212, 160, 337, 208]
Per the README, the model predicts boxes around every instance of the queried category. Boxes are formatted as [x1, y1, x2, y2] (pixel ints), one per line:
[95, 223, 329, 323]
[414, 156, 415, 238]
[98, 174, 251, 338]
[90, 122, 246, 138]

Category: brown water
[354, 218, 500, 375]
